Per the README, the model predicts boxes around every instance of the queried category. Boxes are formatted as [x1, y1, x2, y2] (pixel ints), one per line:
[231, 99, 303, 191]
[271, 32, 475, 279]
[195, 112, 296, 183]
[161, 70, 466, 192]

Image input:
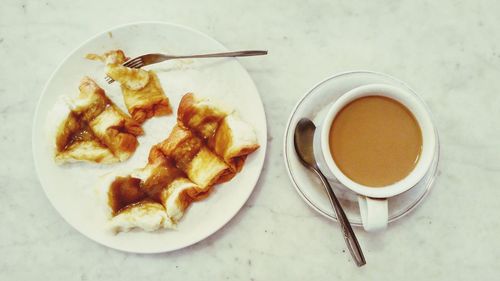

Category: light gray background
[1, 0, 499, 280]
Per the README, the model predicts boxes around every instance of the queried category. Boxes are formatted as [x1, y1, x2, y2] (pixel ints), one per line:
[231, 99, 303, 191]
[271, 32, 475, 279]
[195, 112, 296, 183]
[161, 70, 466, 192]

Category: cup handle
[357, 196, 388, 232]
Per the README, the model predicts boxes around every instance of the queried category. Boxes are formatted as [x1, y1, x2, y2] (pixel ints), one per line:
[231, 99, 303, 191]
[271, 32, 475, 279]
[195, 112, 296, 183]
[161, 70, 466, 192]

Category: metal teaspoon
[293, 118, 366, 267]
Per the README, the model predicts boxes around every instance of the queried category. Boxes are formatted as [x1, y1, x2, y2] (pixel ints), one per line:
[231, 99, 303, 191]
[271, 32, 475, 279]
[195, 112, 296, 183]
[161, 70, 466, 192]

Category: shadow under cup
[315, 83, 436, 231]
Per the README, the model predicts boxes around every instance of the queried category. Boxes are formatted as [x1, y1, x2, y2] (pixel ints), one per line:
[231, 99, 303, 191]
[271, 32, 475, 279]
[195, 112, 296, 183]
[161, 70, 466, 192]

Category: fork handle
[169, 50, 268, 60]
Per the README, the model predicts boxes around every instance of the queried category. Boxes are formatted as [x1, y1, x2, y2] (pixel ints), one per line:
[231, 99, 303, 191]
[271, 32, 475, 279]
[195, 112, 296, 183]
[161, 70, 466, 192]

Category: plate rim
[282, 70, 439, 226]
[32, 21, 267, 253]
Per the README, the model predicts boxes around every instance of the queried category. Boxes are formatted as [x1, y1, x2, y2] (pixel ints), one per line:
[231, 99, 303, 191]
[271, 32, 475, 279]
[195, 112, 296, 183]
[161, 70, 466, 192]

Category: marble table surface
[1, 0, 499, 280]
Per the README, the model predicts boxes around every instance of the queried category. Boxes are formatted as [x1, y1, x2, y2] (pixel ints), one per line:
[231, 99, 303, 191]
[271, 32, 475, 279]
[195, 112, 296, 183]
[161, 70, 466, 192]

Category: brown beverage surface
[329, 96, 422, 187]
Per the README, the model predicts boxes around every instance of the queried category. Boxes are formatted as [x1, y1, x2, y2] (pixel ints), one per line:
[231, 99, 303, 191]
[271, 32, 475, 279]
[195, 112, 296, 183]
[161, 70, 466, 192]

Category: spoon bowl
[293, 119, 318, 168]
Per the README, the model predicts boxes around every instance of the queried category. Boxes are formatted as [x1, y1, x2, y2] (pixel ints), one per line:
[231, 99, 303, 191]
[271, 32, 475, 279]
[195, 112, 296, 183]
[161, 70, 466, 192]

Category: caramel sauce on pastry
[87, 50, 172, 123]
[54, 77, 143, 164]
[142, 162, 184, 202]
[177, 93, 259, 174]
[108, 176, 146, 215]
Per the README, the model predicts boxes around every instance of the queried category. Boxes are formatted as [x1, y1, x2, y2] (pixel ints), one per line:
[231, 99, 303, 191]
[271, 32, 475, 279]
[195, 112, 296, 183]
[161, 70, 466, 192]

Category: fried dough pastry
[87, 50, 172, 123]
[211, 114, 260, 172]
[109, 200, 172, 233]
[158, 124, 230, 189]
[178, 93, 259, 172]
[177, 93, 230, 139]
[54, 111, 117, 164]
[106, 147, 204, 232]
[101, 91, 259, 233]
[54, 77, 143, 164]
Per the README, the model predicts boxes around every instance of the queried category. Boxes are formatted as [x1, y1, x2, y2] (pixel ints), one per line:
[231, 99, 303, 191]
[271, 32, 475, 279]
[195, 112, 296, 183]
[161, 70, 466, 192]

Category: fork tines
[123, 57, 145, 68]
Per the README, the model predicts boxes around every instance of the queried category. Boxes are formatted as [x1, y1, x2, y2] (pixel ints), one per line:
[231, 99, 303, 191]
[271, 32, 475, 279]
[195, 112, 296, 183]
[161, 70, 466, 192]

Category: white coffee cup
[314, 84, 436, 231]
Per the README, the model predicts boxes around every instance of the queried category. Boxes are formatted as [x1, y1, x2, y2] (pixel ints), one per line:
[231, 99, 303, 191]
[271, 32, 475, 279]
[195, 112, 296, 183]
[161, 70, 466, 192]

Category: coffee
[329, 95, 422, 187]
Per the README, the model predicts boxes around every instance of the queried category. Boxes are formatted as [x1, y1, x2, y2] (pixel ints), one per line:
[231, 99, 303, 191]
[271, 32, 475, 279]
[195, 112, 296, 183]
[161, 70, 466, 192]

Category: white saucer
[283, 71, 440, 226]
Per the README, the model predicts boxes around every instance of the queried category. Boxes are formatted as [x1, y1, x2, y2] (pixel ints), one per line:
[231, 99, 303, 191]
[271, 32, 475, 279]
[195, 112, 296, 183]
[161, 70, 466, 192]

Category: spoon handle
[312, 167, 366, 267]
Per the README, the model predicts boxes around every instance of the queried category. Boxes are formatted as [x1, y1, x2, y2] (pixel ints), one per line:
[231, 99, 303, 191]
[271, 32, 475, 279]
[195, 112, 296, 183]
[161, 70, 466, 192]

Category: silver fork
[105, 50, 268, 83]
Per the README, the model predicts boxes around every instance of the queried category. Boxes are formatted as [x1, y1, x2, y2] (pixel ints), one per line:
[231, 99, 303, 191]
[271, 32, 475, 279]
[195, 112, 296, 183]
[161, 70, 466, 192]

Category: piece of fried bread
[177, 93, 259, 173]
[53, 77, 143, 164]
[87, 50, 172, 123]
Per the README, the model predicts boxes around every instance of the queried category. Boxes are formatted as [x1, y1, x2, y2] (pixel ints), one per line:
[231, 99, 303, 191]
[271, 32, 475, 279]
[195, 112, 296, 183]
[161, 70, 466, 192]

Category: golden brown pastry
[104, 146, 203, 232]
[109, 200, 171, 233]
[158, 124, 230, 189]
[53, 77, 143, 164]
[210, 114, 260, 172]
[54, 111, 117, 164]
[88, 105, 142, 162]
[160, 178, 199, 222]
[85, 50, 127, 65]
[87, 50, 172, 123]
[96, 89, 260, 233]
[177, 93, 259, 172]
[120, 71, 172, 123]
[177, 93, 230, 139]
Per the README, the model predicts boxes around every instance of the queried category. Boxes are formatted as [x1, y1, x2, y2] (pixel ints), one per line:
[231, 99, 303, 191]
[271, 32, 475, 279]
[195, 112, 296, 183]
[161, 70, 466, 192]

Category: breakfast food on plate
[101, 92, 259, 233]
[158, 124, 231, 188]
[47, 44, 261, 234]
[86, 50, 172, 123]
[178, 93, 260, 173]
[177, 93, 231, 139]
[53, 77, 143, 164]
[109, 200, 171, 233]
[54, 109, 117, 164]
[105, 146, 203, 232]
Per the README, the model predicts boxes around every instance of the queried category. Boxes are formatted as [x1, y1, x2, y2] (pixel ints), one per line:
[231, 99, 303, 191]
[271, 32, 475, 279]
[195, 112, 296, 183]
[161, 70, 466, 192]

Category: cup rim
[320, 83, 436, 198]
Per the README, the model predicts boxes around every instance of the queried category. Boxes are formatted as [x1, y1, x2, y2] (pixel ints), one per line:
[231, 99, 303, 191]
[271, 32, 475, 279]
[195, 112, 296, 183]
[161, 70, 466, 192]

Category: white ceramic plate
[32, 22, 267, 253]
[283, 71, 439, 226]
